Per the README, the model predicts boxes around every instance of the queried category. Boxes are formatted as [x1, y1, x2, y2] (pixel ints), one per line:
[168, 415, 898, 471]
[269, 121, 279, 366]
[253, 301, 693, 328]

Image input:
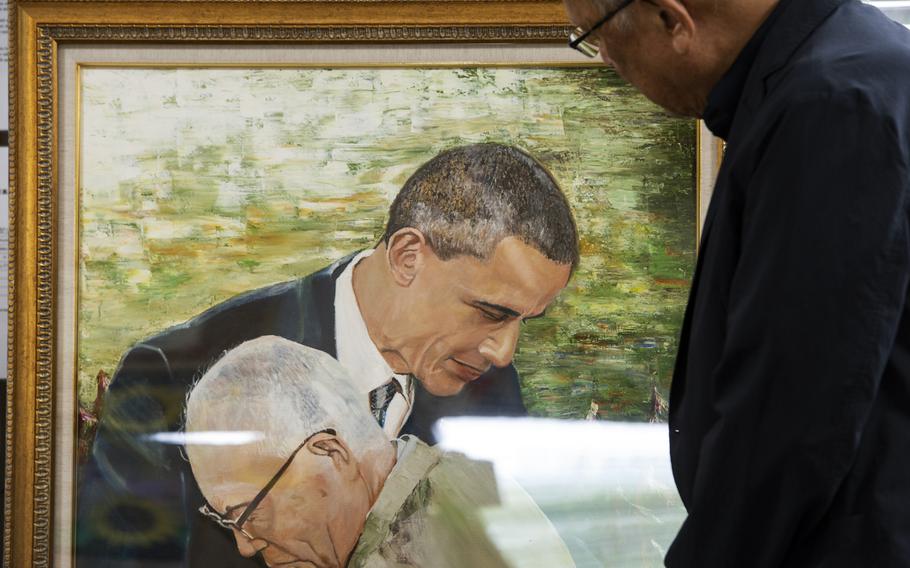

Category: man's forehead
[478, 238, 570, 290]
[191, 447, 282, 499]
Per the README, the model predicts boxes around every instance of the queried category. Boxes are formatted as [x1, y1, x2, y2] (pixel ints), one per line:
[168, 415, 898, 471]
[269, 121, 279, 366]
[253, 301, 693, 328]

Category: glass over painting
[74, 65, 696, 567]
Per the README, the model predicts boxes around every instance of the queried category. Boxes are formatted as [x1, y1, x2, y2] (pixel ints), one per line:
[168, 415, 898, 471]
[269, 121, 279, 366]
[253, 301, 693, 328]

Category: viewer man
[185, 336, 572, 567]
[77, 143, 578, 566]
[562, 0, 910, 565]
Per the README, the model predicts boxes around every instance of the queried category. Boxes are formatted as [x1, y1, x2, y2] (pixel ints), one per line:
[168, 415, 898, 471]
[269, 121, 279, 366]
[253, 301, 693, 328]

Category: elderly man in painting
[77, 143, 579, 566]
[185, 335, 523, 568]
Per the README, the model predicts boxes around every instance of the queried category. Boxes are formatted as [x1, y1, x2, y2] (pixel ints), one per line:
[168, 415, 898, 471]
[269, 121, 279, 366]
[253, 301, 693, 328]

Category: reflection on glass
[437, 417, 685, 568]
[74, 65, 697, 567]
[867, 0, 910, 26]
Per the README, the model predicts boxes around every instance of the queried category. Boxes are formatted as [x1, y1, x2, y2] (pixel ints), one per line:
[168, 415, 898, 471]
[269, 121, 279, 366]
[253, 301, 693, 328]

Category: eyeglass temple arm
[234, 428, 337, 528]
[569, 0, 637, 48]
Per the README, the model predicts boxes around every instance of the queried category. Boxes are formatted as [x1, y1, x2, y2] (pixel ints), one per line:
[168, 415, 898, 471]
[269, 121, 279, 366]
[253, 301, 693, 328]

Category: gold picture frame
[6, 1, 722, 565]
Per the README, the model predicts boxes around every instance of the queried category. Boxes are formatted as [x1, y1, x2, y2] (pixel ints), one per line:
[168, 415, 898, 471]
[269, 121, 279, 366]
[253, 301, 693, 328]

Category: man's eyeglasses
[568, 0, 637, 58]
[198, 428, 337, 541]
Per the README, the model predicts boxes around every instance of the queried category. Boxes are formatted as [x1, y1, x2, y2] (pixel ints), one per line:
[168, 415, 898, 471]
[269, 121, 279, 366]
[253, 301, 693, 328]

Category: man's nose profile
[233, 530, 267, 558]
[481, 320, 522, 368]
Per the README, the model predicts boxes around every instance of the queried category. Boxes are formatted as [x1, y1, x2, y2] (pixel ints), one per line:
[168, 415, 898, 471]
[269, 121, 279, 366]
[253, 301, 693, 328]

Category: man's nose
[232, 528, 268, 558]
[480, 320, 521, 368]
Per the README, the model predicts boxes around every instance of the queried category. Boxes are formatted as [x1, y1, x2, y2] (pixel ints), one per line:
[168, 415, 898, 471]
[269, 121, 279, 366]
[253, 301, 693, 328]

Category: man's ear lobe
[386, 228, 428, 287]
[654, 0, 695, 54]
[307, 432, 355, 473]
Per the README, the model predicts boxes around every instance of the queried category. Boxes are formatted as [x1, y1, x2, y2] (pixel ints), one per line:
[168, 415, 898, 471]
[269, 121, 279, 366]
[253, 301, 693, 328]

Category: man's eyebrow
[474, 301, 546, 320]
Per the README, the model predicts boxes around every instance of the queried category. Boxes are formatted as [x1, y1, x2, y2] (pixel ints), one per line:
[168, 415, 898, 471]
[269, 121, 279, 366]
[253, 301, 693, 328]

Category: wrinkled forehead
[189, 444, 284, 508]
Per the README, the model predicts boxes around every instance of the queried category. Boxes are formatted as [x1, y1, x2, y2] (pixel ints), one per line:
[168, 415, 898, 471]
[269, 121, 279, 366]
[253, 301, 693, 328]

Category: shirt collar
[334, 248, 411, 397]
[702, 0, 791, 139]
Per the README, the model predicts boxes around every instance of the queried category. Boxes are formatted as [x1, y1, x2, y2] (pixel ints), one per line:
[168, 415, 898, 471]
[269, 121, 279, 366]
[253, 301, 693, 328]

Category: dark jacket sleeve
[666, 94, 910, 566]
[76, 344, 191, 567]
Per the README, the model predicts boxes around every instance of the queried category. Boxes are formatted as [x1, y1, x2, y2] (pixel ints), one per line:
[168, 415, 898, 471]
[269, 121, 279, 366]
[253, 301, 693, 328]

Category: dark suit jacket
[668, 1, 910, 566]
[76, 254, 526, 567]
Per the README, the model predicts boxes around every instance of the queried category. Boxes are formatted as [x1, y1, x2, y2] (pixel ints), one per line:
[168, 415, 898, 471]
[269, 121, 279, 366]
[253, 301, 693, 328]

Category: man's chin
[419, 370, 471, 397]
[261, 541, 338, 568]
[266, 556, 337, 568]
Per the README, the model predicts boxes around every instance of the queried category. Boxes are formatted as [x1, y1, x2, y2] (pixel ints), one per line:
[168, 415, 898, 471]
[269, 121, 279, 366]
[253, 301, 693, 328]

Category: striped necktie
[369, 380, 402, 427]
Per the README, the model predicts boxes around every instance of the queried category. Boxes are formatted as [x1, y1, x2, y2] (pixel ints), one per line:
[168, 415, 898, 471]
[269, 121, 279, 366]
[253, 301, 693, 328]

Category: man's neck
[697, 0, 781, 94]
[362, 449, 397, 507]
[351, 246, 410, 375]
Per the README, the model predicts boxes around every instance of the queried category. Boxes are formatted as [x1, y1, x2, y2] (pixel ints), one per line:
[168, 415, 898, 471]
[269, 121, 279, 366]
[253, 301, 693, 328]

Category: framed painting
[6, 1, 722, 566]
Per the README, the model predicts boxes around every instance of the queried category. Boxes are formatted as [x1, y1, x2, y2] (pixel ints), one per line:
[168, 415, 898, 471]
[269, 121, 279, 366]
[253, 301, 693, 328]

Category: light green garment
[347, 436, 575, 568]
[348, 435, 508, 568]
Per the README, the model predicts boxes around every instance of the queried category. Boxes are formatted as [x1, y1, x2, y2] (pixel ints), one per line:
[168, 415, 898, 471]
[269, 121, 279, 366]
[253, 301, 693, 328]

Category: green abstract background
[78, 66, 696, 422]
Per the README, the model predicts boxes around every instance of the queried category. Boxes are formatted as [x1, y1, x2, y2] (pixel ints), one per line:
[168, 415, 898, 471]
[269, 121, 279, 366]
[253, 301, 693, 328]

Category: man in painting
[185, 336, 572, 568]
[561, 0, 910, 565]
[77, 142, 579, 566]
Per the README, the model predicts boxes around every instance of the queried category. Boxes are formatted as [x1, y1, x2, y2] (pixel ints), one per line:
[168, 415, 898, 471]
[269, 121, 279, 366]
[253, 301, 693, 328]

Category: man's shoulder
[145, 253, 357, 345]
[377, 436, 497, 510]
[115, 258, 352, 383]
[350, 437, 507, 568]
[137, 278, 306, 357]
[776, 2, 910, 114]
[397, 437, 499, 507]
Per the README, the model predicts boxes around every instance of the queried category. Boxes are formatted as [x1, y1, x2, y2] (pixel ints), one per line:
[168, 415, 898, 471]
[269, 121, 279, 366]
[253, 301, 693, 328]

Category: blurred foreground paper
[436, 418, 685, 568]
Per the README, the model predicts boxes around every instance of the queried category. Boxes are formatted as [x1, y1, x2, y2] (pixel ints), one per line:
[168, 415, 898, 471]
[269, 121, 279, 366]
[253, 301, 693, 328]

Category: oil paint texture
[79, 67, 695, 421]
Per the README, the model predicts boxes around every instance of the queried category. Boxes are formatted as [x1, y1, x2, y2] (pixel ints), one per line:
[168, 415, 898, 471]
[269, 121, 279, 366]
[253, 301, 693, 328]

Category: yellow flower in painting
[87, 495, 179, 547]
[103, 384, 188, 434]
[126, 268, 151, 287]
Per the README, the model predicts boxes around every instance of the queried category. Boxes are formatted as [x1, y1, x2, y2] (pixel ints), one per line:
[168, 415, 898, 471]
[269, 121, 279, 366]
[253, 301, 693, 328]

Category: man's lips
[450, 358, 488, 381]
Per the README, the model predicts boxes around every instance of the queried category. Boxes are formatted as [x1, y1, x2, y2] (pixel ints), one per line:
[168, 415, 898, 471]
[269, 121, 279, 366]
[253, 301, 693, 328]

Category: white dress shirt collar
[334, 249, 413, 434]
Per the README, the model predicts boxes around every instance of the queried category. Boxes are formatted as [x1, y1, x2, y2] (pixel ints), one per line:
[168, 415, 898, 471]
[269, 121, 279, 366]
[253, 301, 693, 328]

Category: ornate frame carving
[43, 24, 573, 41]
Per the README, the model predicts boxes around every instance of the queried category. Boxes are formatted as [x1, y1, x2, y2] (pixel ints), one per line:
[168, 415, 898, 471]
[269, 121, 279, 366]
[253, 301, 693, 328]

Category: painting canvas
[73, 65, 697, 567]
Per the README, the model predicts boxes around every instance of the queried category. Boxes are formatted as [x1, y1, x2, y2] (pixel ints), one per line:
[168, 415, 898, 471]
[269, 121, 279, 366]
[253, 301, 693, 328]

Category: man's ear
[385, 228, 429, 287]
[650, 0, 696, 54]
[306, 432, 357, 477]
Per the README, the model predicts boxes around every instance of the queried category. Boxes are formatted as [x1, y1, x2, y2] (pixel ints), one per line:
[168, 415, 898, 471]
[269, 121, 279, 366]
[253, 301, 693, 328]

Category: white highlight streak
[143, 430, 265, 446]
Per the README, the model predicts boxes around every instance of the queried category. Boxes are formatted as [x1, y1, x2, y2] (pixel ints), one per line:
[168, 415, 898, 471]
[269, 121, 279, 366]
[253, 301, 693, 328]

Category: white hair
[184, 336, 386, 464]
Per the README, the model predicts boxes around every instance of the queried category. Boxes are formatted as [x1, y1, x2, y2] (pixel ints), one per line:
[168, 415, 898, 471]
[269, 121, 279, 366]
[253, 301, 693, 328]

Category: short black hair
[383, 143, 579, 269]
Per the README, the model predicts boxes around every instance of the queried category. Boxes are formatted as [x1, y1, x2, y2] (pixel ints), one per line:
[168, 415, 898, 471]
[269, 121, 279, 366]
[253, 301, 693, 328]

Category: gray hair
[383, 143, 579, 270]
[588, 0, 633, 30]
[184, 336, 386, 463]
